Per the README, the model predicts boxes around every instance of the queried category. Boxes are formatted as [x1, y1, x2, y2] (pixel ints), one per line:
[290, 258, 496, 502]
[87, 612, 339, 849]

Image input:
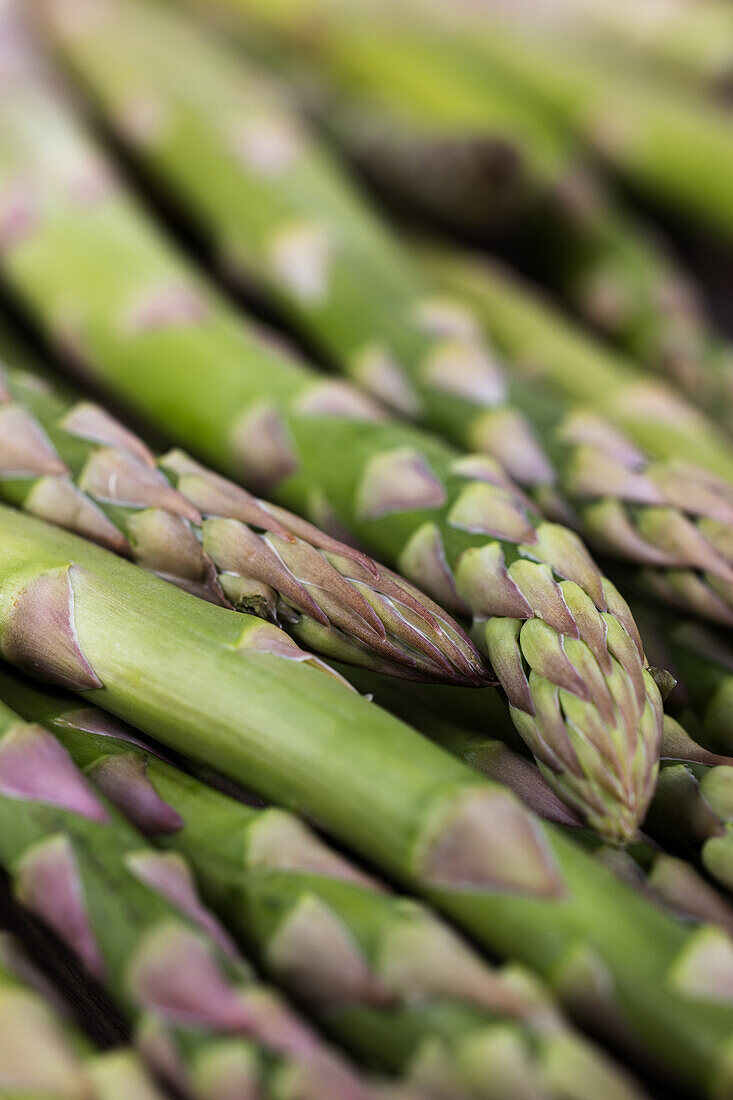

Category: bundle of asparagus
[177, 0, 733, 432]
[0, 9, 665, 843]
[4, 0, 733, 1095]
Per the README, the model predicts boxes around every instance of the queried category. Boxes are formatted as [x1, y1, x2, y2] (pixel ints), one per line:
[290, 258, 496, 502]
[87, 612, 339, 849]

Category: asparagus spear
[0, 360, 483, 686]
[37, 0, 733, 633]
[0, 507, 730, 1097]
[0, 687, 376, 1100]
[11, 659, 732, 962]
[0, 664, 651, 1100]
[0, 931, 170, 1100]
[0, 25, 663, 842]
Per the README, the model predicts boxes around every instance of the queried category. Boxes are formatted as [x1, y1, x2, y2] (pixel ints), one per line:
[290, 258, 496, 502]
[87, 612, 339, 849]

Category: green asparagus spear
[0, 21, 663, 842]
[0, 664, 650, 1100]
[0, 687, 375, 1100]
[0, 360, 483, 685]
[0, 506, 730, 1097]
[0, 931, 170, 1100]
[38, 0, 733, 633]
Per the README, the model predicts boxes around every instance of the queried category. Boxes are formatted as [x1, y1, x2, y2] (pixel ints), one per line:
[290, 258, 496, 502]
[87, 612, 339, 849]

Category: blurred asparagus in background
[246, 0, 733, 236]
[434, 6, 733, 238]
[0, 664, 650, 1100]
[0, 931, 169, 1100]
[433, 0, 733, 93]
[0, 6, 664, 842]
[174, 0, 733, 430]
[632, 597, 733, 759]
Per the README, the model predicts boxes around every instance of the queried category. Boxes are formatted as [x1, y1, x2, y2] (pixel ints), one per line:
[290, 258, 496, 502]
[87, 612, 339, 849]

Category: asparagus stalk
[38, 0, 733, 633]
[0, 360, 483, 686]
[0, 931, 169, 1100]
[0, 687, 375, 1100]
[0, 507, 732, 1096]
[0, 24, 663, 842]
[0, 664, 650, 1100]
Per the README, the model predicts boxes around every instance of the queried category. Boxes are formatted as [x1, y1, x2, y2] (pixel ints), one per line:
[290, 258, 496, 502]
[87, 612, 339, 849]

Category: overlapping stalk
[0, 362, 482, 685]
[0, 24, 663, 842]
[170, 0, 733, 431]
[0, 689, 374, 1100]
[0, 508, 731, 1098]
[0, 931, 169, 1100]
[0, 665, 651, 1100]
[38, 0, 733, 632]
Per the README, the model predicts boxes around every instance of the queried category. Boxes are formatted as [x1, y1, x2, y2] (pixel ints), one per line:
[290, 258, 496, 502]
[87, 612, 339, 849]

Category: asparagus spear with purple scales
[0, 361, 483, 686]
[0, 931, 171, 1100]
[0, 691, 376, 1100]
[0, 664, 650, 1100]
[37, 0, 733, 633]
[0, 506, 730, 1097]
[0, 25, 663, 842]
